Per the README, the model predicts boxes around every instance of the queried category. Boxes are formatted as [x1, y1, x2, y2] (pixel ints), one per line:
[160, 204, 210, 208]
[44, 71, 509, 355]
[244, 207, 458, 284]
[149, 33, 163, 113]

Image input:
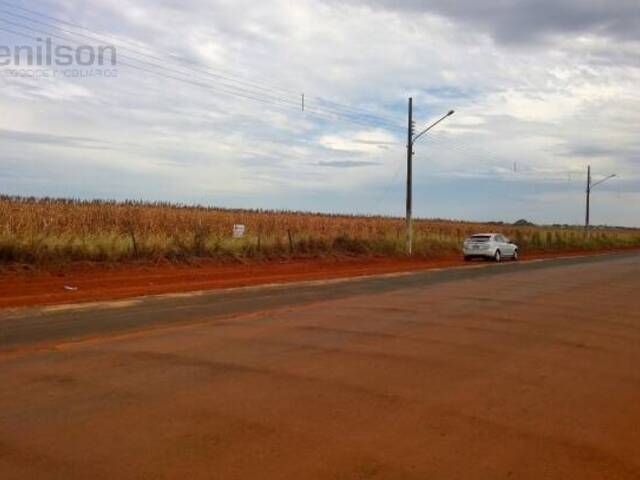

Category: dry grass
[1, 195, 639, 265]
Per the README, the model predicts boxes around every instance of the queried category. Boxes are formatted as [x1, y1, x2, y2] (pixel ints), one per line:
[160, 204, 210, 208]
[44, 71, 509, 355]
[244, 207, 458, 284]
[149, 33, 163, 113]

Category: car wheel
[512, 249, 519, 261]
[494, 250, 502, 262]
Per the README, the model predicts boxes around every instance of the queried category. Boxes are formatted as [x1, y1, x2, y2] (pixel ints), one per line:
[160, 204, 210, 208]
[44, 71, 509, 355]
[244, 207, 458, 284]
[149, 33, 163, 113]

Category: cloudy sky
[1, 0, 639, 226]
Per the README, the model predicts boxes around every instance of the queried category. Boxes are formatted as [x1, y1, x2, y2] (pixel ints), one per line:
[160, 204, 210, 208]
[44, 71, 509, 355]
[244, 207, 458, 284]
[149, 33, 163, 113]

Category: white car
[463, 233, 519, 262]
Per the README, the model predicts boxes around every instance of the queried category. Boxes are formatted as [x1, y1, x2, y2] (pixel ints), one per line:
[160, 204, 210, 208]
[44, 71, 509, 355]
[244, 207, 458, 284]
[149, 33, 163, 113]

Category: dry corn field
[2, 195, 639, 265]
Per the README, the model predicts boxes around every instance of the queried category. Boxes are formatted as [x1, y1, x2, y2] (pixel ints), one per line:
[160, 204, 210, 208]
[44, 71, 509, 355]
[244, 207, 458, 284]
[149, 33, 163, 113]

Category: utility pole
[404, 99, 455, 255]
[584, 165, 616, 234]
[585, 165, 591, 232]
[405, 98, 414, 255]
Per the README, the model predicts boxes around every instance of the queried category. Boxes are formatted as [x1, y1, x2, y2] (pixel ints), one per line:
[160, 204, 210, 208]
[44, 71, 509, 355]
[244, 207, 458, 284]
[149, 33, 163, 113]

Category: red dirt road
[1, 254, 640, 479]
[1, 248, 637, 309]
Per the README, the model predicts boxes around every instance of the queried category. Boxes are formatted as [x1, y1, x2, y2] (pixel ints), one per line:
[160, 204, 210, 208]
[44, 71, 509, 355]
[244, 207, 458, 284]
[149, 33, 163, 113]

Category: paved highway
[1, 253, 640, 479]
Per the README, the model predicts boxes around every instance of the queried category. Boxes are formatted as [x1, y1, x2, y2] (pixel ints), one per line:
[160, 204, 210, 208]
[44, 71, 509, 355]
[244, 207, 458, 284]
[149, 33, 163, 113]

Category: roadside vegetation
[2, 195, 639, 266]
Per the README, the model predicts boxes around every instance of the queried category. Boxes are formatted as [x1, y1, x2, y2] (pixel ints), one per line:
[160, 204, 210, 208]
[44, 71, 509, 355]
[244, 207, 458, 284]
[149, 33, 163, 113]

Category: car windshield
[467, 235, 491, 242]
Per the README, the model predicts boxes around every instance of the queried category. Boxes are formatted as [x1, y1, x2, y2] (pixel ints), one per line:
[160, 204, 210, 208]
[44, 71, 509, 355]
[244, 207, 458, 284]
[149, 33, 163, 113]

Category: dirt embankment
[1, 248, 638, 309]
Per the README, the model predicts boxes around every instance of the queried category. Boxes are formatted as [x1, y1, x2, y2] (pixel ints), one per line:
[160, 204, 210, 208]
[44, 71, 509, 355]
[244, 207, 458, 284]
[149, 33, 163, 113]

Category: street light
[585, 165, 616, 233]
[412, 110, 455, 144]
[405, 97, 454, 255]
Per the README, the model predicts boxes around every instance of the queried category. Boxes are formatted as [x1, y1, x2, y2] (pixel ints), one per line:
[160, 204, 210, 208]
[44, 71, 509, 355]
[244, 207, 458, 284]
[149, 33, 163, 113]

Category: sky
[0, 0, 639, 226]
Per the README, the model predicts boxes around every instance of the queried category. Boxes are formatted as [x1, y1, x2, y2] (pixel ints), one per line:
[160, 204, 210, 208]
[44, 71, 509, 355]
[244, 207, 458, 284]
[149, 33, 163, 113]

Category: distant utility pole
[585, 165, 591, 231]
[584, 164, 616, 233]
[405, 98, 455, 254]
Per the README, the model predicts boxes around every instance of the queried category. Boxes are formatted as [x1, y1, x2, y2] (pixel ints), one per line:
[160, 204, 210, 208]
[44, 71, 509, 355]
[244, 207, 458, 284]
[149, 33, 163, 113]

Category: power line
[0, 22, 295, 110]
[416, 131, 586, 182]
[310, 96, 400, 128]
[0, 1, 403, 129]
[0, 19, 404, 133]
[0, 6, 293, 104]
[0, 17, 300, 108]
[0, 24, 406, 196]
[371, 159, 404, 215]
[0, 0, 299, 98]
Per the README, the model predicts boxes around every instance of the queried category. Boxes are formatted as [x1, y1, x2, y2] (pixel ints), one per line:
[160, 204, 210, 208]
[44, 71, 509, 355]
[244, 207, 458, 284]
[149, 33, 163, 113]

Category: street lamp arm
[412, 110, 455, 145]
[590, 174, 617, 189]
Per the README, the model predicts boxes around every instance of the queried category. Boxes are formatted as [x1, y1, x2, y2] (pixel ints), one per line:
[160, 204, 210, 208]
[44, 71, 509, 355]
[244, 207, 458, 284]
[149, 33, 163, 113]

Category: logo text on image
[0, 37, 118, 78]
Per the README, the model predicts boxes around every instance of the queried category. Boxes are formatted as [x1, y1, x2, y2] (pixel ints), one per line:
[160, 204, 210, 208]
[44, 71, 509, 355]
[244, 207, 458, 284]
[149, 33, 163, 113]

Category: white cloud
[318, 129, 397, 154]
[0, 0, 639, 225]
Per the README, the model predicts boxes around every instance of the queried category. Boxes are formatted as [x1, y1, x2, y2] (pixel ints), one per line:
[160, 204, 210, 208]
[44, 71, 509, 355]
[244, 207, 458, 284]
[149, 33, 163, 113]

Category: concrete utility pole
[585, 165, 591, 231]
[405, 98, 414, 255]
[405, 98, 454, 255]
[584, 164, 616, 233]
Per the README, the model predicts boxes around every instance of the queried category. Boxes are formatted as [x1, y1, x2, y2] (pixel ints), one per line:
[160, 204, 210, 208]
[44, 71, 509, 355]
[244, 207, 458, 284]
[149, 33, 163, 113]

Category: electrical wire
[0, 1, 403, 129]
[0, 20, 405, 134]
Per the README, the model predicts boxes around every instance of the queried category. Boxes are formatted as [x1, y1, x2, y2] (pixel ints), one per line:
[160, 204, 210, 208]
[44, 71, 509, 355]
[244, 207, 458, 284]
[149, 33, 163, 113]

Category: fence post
[127, 224, 139, 258]
[287, 229, 294, 255]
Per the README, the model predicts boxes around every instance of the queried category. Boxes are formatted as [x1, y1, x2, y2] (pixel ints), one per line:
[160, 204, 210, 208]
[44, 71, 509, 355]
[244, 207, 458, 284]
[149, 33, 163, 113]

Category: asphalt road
[1, 252, 640, 479]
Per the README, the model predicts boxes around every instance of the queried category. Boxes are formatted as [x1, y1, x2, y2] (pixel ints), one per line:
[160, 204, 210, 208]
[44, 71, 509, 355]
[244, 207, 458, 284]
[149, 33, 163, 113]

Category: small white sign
[232, 224, 245, 238]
